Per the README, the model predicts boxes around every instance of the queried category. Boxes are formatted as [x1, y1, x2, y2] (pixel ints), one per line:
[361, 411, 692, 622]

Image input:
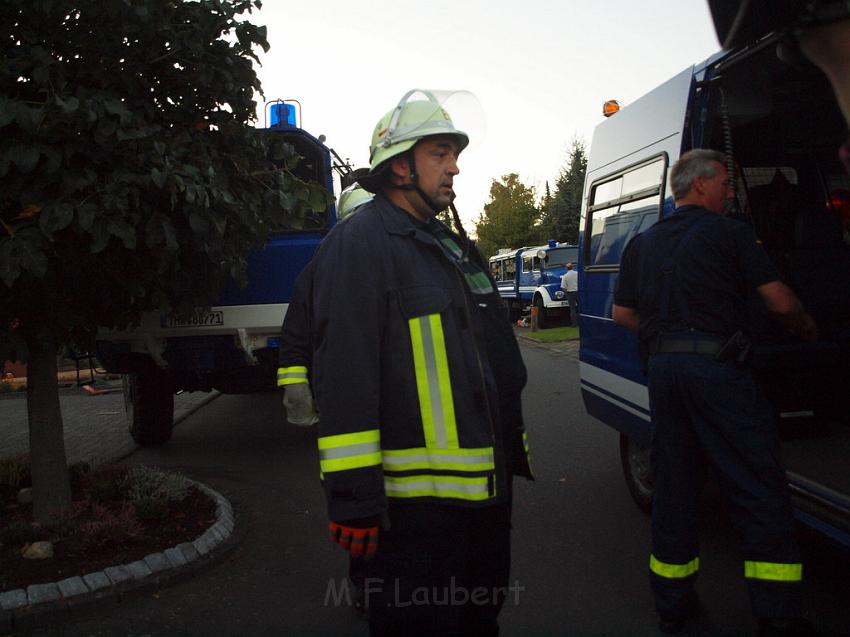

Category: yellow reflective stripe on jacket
[382, 447, 494, 472]
[744, 561, 802, 582]
[409, 314, 459, 449]
[277, 366, 309, 387]
[317, 429, 381, 473]
[384, 474, 492, 501]
[650, 555, 699, 579]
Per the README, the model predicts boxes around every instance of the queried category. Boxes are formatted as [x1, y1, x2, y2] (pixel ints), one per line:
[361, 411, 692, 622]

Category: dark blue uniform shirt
[614, 205, 779, 340]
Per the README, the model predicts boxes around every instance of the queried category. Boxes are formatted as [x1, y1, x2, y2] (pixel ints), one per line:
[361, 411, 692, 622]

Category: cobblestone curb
[0, 480, 236, 632]
[515, 331, 580, 358]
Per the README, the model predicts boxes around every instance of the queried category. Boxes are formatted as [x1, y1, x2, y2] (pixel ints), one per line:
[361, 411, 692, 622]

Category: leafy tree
[0, 0, 330, 524]
[540, 139, 587, 245]
[474, 173, 544, 260]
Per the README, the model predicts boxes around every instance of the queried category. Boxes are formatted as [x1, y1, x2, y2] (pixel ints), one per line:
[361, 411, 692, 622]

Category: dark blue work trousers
[364, 503, 512, 637]
[566, 291, 578, 327]
[648, 353, 801, 620]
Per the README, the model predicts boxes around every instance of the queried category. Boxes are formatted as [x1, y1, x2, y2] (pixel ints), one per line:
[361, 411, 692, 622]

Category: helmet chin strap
[388, 150, 444, 213]
[389, 151, 471, 259]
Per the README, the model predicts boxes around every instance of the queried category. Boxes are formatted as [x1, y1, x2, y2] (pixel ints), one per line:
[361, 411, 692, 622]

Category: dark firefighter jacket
[311, 194, 532, 522]
[276, 263, 314, 388]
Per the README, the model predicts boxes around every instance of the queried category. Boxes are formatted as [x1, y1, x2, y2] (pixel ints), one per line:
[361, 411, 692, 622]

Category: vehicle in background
[96, 102, 338, 445]
[489, 241, 579, 328]
[577, 34, 850, 546]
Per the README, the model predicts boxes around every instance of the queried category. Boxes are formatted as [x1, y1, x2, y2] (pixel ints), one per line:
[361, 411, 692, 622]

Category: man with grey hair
[612, 149, 818, 635]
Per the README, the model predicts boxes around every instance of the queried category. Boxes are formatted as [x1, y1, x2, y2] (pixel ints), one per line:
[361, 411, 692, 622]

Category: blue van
[489, 241, 578, 327]
[578, 34, 850, 546]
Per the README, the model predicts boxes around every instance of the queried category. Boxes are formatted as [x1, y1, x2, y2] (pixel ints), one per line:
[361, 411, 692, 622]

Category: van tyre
[620, 433, 654, 514]
[124, 370, 175, 445]
[535, 296, 548, 329]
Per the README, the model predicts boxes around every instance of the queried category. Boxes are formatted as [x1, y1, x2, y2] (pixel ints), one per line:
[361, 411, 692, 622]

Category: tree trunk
[26, 334, 72, 524]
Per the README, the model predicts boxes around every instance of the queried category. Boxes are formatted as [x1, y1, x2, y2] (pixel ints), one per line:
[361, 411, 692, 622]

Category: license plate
[161, 311, 224, 328]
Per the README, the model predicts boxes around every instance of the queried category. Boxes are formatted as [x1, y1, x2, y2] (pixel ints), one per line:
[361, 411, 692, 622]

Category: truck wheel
[535, 296, 548, 329]
[124, 371, 175, 445]
[620, 433, 654, 514]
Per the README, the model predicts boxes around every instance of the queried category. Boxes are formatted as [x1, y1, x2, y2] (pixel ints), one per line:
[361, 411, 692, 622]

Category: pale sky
[251, 0, 721, 227]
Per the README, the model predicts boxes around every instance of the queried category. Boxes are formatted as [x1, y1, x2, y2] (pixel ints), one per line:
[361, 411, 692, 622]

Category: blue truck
[96, 103, 338, 445]
[577, 32, 850, 547]
[488, 241, 578, 328]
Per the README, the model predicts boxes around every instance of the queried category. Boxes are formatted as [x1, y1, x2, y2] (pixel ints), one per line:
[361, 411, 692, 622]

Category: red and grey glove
[328, 516, 380, 558]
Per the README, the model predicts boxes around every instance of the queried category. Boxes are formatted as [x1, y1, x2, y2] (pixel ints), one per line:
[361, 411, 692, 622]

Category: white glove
[283, 383, 319, 427]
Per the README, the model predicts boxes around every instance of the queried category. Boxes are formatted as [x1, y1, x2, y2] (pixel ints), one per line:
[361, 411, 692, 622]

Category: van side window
[505, 258, 516, 280]
[585, 157, 666, 269]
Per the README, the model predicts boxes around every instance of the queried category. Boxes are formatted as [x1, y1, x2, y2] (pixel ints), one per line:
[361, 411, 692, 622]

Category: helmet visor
[372, 89, 485, 160]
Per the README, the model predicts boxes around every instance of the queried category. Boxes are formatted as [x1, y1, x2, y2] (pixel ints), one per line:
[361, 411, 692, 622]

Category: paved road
[0, 383, 217, 467]
[11, 340, 850, 636]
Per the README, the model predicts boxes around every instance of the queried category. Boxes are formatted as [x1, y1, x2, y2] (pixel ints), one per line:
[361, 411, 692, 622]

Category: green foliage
[122, 464, 191, 502]
[0, 520, 39, 547]
[0, 453, 31, 494]
[67, 461, 92, 492]
[75, 501, 141, 548]
[474, 174, 546, 260]
[87, 476, 122, 502]
[521, 325, 580, 342]
[133, 497, 170, 521]
[0, 0, 332, 354]
[540, 140, 587, 245]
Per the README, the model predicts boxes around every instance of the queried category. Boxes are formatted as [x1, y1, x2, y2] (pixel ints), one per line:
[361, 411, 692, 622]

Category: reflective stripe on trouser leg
[649, 554, 699, 621]
[744, 561, 802, 582]
[277, 365, 308, 386]
[647, 354, 703, 620]
[650, 555, 699, 579]
[408, 314, 458, 449]
[744, 560, 803, 620]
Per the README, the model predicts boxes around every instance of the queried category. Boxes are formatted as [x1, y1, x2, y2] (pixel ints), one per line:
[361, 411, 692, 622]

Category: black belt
[648, 334, 725, 356]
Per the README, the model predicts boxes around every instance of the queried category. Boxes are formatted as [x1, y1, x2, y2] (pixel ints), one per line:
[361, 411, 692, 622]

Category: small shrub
[48, 500, 92, 538]
[68, 461, 92, 492]
[0, 453, 31, 494]
[123, 465, 190, 503]
[133, 497, 170, 521]
[84, 464, 130, 502]
[0, 520, 39, 547]
[76, 501, 141, 549]
[87, 477, 121, 502]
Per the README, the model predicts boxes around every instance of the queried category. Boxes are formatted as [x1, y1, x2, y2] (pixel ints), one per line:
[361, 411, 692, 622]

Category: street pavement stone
[143, 552, 171, 573]
[81, 572, 110, 592]
[178, 542, 200, 563]
[26, 583, 61, 605]
[514, 329, 580, 358]
[0, 589, 27, 610]
[126, 560, 153, 581]
[104, 565, 133, 586]
[56, 577, 89, 599]
[164, 546, 187, 568]
[192, 533, 215, 556]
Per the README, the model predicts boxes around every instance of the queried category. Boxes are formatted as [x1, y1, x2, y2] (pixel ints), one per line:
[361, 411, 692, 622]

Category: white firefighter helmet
[357, 89, 470, 193]
[337, 184, 374, 220]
